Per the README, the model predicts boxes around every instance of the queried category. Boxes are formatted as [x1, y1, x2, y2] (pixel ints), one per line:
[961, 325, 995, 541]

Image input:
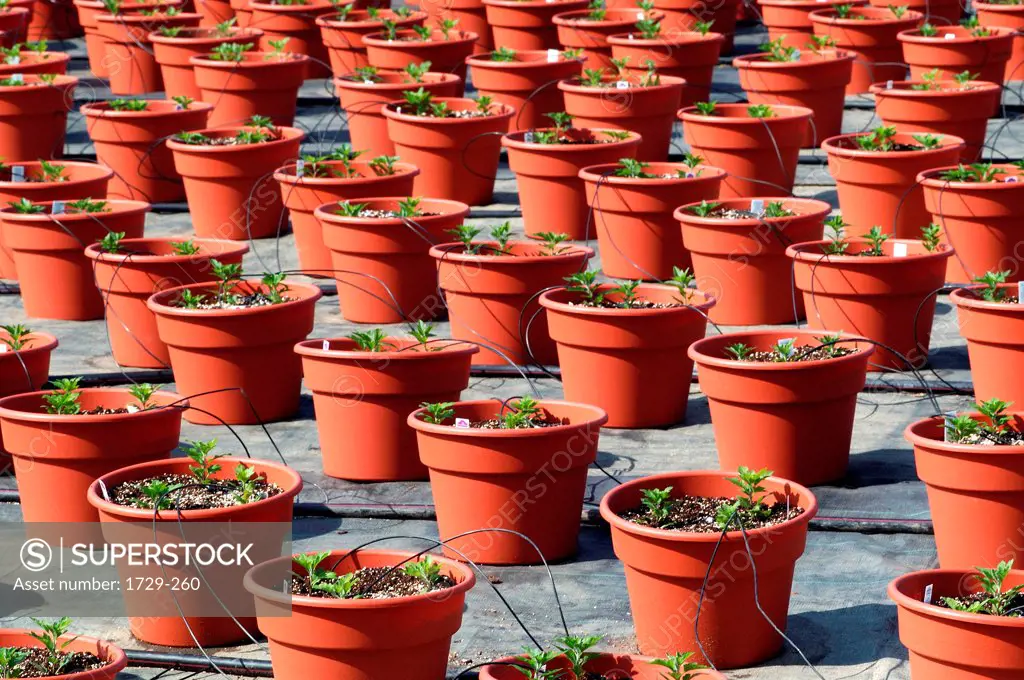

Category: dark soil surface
[79, 406, 132, 415]
[935, 591, 1024, 617]
[291, 566, 456, 599]
[621, 493, 806, 532]
[9, 648, 108, 677]
[349, 209, 441, 219]
[735, 344, 857, 362]
[109, 473, 283, 510]
[705, 207, 796, 219]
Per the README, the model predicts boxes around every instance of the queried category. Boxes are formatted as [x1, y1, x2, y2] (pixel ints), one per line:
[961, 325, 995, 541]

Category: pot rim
[677, 102, 814, 123]
[407, 398, 609, 437]
[897, 24, 1016, 43]
[80, 99, 214, 119]
[480, 653, 727, 679]
[903, 411, 1024, 455]
[313, 196, 470, 224]
[84, 237, 250, 264]
[673, 197, 831, 225]
[0, 51, 72, 64]
[95, 11, 203, 24]
[148, 26, 264, 44]
[165, 125, 305, 153]
[73, 0, 181, 7]
[361, 28, 479, 45]
[918, 163, 1024, 189]
[607, 30, 724, 46]
[0, 199, 150, 220]
[732, 50, 857, 69]
[579, 162, 727, 186]
[502, 128, 642, 150]
[333, 71, 461, 90]
[760, 0, 863, 6]
[688, 329, 875, 370]
[821, 131, 966, 157]
[483, 0, 586, 7]
[274, 160, 420, 186]
[0, 330, 58, 358]
[557, 73, 686, 94]
[807, 6, 923, 24]
[0, 160, 113, 188]
[428, 240, 594, 264]
[786, 238, 953, 262]
[888, 568, 1024, 627]
[381, 98, 514, 124]
[975, 0, 1024, 7]
[466, 50, 586, 68]
[0, 630, 128, 677]
[552, 8, 664, 25]
[868, 79, 1001, 96]
[146, 279, 324, 316]
[248, 0, 336, 10]
[0, 73, 78, 91]
[189, 52, 310, 68]
[949, 284, 1024, 311]
[539, 283, 716, 317]
[294, 337, 480, 361]
[316, 8, 427, 27]
[0, 387, 187, 424]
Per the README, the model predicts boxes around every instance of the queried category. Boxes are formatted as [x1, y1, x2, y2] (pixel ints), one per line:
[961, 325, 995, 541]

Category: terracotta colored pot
[230, 0, 252, 26]
[870, 79, 1001, 161]
[335, 71, 462, 157]
[868, 0, 960, 24]
[245, 549, 474, 680]
[0, 50, 70, 75]
[314, 197, 469, 323]
[148, 279, 322, 424]
[409, 399, 607, 564]
[363, 29, 477, 91]
[382, 98, 513, 206]
[481, 653, 728, 680]
[426, 0, 492, 53]
[191, 51, 309, 127]
[951, 284, 1024, 406]
[2, 200, 148, 320]
[559, 74, 685, 160]
[0, 387, 185, 522]
[0, 74, 76, 162]
[151, 26, 264, 99]
[977, 1, 1024, 81]
[275, 159, 419, 273]
[734, 50, 855, 146]
[822, 131, 965, 238]
[467, 50, 583, 131]
[890, 568, 1024, 680]
[690, 330, 873, 484]
[96, 12, 203, 94]
[919, 164, 1024, 283]
[74, 0, 183, 76]
[317, 8, 425, 74]
[580, 161, 725, 278]
[168, 125, 304, 240]
[787, 238, 952, 370]
[553, 8, 664, 69]
[88, 456, 301, 647]
[85, 237, 249, 368]
[900, 24, 1014, 84]
[194, 0, 234, 25]
[482, 0, 588, 50]
[809, 7, 923, 94]
[0, 7, 31, 46]
[600, 471, 817, 667]
[760, 0, 867, 49]
[27, 0, 81, 39]
[295, 338, 477, 480]
[675, 196, 829, 324]
[0, 329, 56, 399]
[679, 103, 812, 198]
[503, 129, 641, 240]
[430, 240, 593, 365]
[249, 0, 336, 79]
[0, 631, 126, 680]
[651, 0, 738, 52]
[608, 31, 724, 106]
[541, 284, 714, 428]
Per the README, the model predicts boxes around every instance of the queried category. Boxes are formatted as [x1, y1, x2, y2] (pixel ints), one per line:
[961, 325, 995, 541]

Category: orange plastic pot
[0, 50, 70, 75]
[503, 129, 641, 240]
[600, 471, 817, 668]
[427, 0, 492, 53]
[382, 98, 513, 206]
[430, 240, 593, 365]
[0, 329, 56, 399]
[553, 9, 663, 69]
[315, 197, 469, 323]
[608, 31, 724, 106]
[870, 79, 1001, 161]
[690, 330, 873, 485]
[148, 279, 321, 424]
[868, 0, 961, 24]
[482, 653, 728, 679]
[899, 25, 1014, 84]
[760, 0, 867, 49]
[541, 284, 714, 428]
[788, 238, 952, 370]
[951, 284, 1024, 405]
[2, 200, 148, 320]
[650, 0, 737, 52]
[822, 131, 965, 238]
[467, 50, 584, 131]
[0, 74, 77, 162]
[193, 0, 234, 25]
[0, 631, 126, 680]
[85, 238, 249, 368]
[249, 0, 337, 79]
[27, 0, 80, 39]
[88, 456, 301, 647]
[580, 161, 725, 278]
[150, 26, 264, 99]
[74, 0, 182, 76]
[191, 52, 309, 127]
[230, 0, 252, 26]
[245, 549, 474, 680]
[675, 197, 829, 324]
[559, 74, 685, 160]
[363, 29, 477, 91]
[96, 12, 203, 94]
[316, 8, 425, 75]
[335, 71, 462, 157]
[409, 399, 607, 564]
[0, 387, 185, 522]
[977, 1, 1024, 81]
[168, 125, 304, 240]
[679, 103, 812, 198]
[0, 7, 31, 46]
[275, 159, 419, 273]
[482, 0, 588, 50]
[809, 7, 923, 94]
[295, 338, 478, 481]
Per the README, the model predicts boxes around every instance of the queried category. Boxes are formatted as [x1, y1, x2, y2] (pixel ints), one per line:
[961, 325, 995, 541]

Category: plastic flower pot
[430, 240, 593, 365]
[822, 131, 965, 238]
[194, 0, 234, 25]
[0, 387, 185, 522]
[679, 103, 813, 198]
[481, 653, 728, 679]
[503, 129, 641, 240]
[249, 0, 337, 79]
[0, 74, 77, 162]
[432, 0, 493, 53]
[335, 71, 462, 157]
[382, 98, 513, 206]
[0, 328, 56, 467]
[951, 283, 1024, 406]
[579, 161, 725, 278]
[295, 337, 478, 481]
[2, 200, 148, 320]
[690, 330, 873, 485]
[870, 79, 1001, 161]
[889, 568, 1024, 679]
[899, 25, 1014, 84]
[809, 7, 923, 94]
[553, 9, 664, 70]
[363, 29, 478, 92]
[787, 238, 952, 370]
[760, 0, 867, 49]
[867, 0, 961, 25]
[599, 471, 817, 668]
[0, 631, 126, 680]
[88, 456, 301, 647]
[559, 74, 685, 161]
[608, 30, 724, 106]
[85, 237, 249, 369]
[650, 0, 737, 52]
[74, 0, 182, 76]
[96, 12, 203, 95]
[675, 197, 829, 324]
[275, 159, 419, 273]
[314, 197, 469, 323]
[409, 399, 608, 564]
[150, 25, 265, 99]
[482, 0, 588, 50]
[541, 284, 715, 428]
[977, 1, 1024, 81]
[733, 50, 855, 146]
[467, 50, 584, 132]
[167, 125, 304, 240]
[245, 549, 475, 680]
[0, 7, 31, 46]
[231, 0, 253, 26]
[27, 0, 81, 39]
[0, 49, 71, 75]
[316, 8, 426, 74]
[191, 51, 309, 127]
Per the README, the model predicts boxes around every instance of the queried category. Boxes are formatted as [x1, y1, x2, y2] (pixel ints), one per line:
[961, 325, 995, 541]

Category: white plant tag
[636, 10, 644, 18]
[0, 344, 6, 353]
[295, 159, 305, 177]
[455, 417, 470, 428]
[524, 131, 535, 143]
[893, 242, 908, 257]
[924, 584, 933, 604]
[943, 410, 958, 442]
[51, 200, 64, 214]
[792, 48, 801, 60]
[547, 48, 559, 62]
[98, 479, 111, 501]
[7, 56, 18, 65]
[9, 73, 22, 84]
[10, 165, 24, 181]
[886, 79, 893, 89]
[750, 198, 764, 213]
[322, 339, 330, 351]
[615, 80, 629, 89]
[944, 32, 956, 39]
[1017, 280, 1024, 302]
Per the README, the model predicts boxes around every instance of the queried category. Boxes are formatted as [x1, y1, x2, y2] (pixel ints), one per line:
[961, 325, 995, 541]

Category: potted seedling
[0, 2, 31, 47]
[0, 40, 71, 74]
[0, 619, 127, 680]
[760, 0, 868, 49]
[248, 0, 337, 78]
[150, 19, 266, 99]
[482, 0, 589, 51]
[899, 18, 1014, 83]
[951, 273, 1024, 405]
[73, 0, 184, 76]
[313, 196, 470, 323]
[674, 197, 830, 324]
[484, 644, 727, 679]
[977, 0, 1024, 81]
[96, 6, 203, 94]
[649, 0, 738, 52]
[316, 6, 427, 74]
[552, 1, 664, 70]
[0, 324, 57, 466]
[866, 0, 960, 24]
[0, 74, 77, 162]
[409, 397, 608, 564]
[362, 20, 478, 92]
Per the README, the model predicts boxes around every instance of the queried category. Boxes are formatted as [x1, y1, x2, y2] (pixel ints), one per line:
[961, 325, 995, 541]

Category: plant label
[0, 344, 6, 353]
[944, 33, 956, 39]
[322, 339, 330, 351]
[615, 80, 629, 89]
[924, 583, 933, 604]
[893, 242, 908, 257]
[1018, 281, 1024, 302]
[295, 159, 305, 178]
[750, 198, 764, 213]
[98, 479, 111, 501]
[886, 80, 893, 89]
[6, 56, 18, 65]
[547, 48, 559, 62]
[455, 417, 470, 428]
[9, 73, 22, 84]
[943, 411, 958, 442]
[51, 201, 65, 215]
[792, 49, 800, 60]
[524, 131, 535, 143]
[636, 10, 644, 18]
[10, 165, 24, 181]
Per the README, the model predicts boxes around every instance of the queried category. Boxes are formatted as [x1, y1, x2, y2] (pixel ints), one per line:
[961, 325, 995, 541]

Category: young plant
[1, 323, 31, 350]
[209, 41, 253, 62]
[640, 487, 675, 525]
[586, 0, 607, 20]
[760, 36, 798, 62]
[536, 231, 570, 256]
[170, 240, 200, 255]
[0, 647, 29, 678]
[942, 560, 1024, 616]
[37, 160, 66, 183]
[940, 163, 1000, 183]
[862, 225, 889, 256]
[611, 279, 641, 307]
[233, 463, 260, 505]
[43, 377, 82, 415]
[177, 289, 207, 309]
[771, 338, 797, 361]
[817, 334, 844, 358]
[438, 17, 458, 40]
[348, 328, 393, 352]
[822, 214, 849, 255]
[27, 617, 75, 676]
[492, 46, 516, 62]
[408, 319, 436, 349]
[834, 3, 853, 17]
[293, 551, 357, 598]
[855, 125, 898, 151]
[448, 224, 483, 255]
[184, 439, 224, 484]
[919, 22, 938, 36]
[128, 383, 157, 409]
[615, 158, 654, 178]
[266, 38, 290, 59]
[108, 98, 148, 112]
[211, 258, 242, 303]
[553, 635, 602, 678]
[66, 198, 108, 213]
[714, 466, 774, 529]
[369, 154, 399, 176]
[694, 101, 717, 116]
[8, 197, 42, 214]
[403, 61, 430, 83]
[747, 104, 774, 118]
[635, 16, 661, 39]
[725, 342, 753, 360]
[500, 396, 542, 429]
[512, 648, 561, 680]
[973, 269, 1010, 302]
[565, 269, 605, 306]
[921, 223, 942, 252]
[687, 200, 720, 217]
[650, 652, 708, 680]
[98, 231, 125, 254]
[403, 556, 444, 585]
[912, 134, 942, 150]
[419, 401, 455, 424]
[762, 201, 793, 218]
[138, 479, 182, 511]
[668, 266, 696, 303]
[490, 221, 512, 255]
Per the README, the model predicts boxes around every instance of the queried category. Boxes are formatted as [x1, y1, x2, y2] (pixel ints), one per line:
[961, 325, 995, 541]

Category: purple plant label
[322, 339, 330, 351]
[51, 201, 64, 215]
[455, 417, 470, 429]
[750, 198, 764, 213]
[924, 584, 933, 604]
[615, 80, 629, 89]
[893, 242, 908, 257]
[295, 159, 305, 178]
[10, 165, 24, 181]
[1006, 175, 1019, 183]
[547, 48, 559, 62]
